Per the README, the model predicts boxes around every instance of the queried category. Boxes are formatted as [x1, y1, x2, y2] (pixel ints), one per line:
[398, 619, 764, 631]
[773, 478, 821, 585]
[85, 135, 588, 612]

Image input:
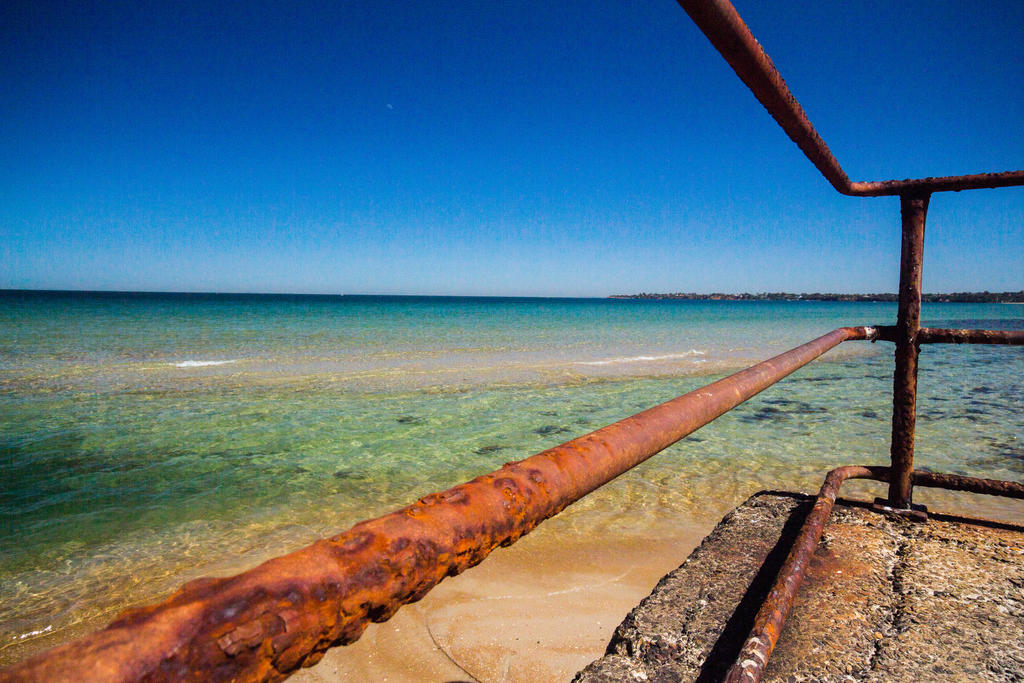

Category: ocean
[1, 291, 1021, 664]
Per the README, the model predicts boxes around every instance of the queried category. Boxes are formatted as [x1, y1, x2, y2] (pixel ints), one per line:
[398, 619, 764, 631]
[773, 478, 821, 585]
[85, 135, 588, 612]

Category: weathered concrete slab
[575, 491, 1024, 682]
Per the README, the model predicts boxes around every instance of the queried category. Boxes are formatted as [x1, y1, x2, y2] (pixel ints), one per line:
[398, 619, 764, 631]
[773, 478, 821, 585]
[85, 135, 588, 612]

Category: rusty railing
[676, 0, 1024, 510]
[675, 0, 1024, 197]
[673, 0, 1023, 680]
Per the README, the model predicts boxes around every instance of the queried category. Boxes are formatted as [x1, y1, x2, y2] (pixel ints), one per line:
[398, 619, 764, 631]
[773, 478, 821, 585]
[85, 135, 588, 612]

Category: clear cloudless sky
[2, 0, 1022, 296]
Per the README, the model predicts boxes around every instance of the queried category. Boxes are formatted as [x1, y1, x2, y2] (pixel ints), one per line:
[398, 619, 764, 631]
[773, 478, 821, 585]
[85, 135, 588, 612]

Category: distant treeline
[610, 291, 1024, 303]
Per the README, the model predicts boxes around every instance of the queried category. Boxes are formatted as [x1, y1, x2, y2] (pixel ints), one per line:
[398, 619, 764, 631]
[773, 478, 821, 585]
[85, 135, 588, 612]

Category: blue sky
[2, 0, 1022, 296]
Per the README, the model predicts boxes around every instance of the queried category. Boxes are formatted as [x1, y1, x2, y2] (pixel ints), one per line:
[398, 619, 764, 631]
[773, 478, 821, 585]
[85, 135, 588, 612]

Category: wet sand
[294, 518, 712, 682]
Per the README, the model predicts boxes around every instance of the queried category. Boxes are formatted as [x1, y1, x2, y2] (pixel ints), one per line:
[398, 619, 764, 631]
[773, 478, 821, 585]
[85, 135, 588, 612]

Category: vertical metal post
[888, 193, 929, 507]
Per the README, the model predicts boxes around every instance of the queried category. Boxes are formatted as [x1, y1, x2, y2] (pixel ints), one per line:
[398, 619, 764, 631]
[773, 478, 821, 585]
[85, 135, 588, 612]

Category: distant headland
[609, 291, 1024, 303]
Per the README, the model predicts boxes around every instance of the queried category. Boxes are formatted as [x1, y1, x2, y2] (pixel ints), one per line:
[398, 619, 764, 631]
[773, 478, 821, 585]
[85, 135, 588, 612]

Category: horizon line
[2, 287, 1023, 300]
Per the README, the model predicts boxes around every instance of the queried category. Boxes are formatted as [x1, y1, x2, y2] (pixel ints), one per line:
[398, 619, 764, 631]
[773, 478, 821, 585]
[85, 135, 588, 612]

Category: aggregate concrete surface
[575, 491, 1024, 682]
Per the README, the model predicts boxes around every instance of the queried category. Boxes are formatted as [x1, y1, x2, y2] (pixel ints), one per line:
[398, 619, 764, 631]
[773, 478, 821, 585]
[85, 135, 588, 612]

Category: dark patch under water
[797, 375, 845, 383]
[737, 407, 788, 424]
[736, 399, 831, 424]
[984, 437, 1024, 461]
[333, 469, 361, 479]
[534, 424, 571, 436]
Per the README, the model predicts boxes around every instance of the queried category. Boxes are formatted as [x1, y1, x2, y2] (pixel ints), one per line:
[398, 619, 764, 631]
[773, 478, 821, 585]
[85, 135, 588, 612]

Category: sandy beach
[294, 517, 711, 682]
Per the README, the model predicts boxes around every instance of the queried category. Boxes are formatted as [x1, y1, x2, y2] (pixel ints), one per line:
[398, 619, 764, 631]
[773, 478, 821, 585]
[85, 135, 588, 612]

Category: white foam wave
[575, 350, 706, 366]
[170, 360, 238, 368]
[14, 625, 52, 641]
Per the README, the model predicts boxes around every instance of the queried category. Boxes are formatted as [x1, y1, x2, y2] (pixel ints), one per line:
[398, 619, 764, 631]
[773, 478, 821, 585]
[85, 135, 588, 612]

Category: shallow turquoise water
[1, 292, 1021, 661]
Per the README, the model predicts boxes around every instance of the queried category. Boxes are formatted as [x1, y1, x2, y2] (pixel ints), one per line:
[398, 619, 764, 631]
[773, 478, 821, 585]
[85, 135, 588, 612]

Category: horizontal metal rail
[0, 327, 875, 682]
[726, 466, 1024, 683]
[873, 326, 1024, 345]
[675, 0, 1024, 197]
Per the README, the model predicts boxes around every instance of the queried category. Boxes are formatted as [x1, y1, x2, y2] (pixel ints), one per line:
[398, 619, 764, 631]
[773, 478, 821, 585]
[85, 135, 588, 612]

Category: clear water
[1, 292, 1021, 662]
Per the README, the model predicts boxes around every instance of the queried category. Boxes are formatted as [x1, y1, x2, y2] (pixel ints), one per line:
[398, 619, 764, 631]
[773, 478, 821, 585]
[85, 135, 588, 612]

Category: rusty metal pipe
[916, 328, 1024, 345]
[874, 326, 1024, 345]
[849, 172, 1024, 197]
[725, 465, 887, 683]
[913, 471, 1024, 498]
[675, 0, 851, 194]
[675, 0, 1024, 196]
[725, 466, 1024, 683]
[1, 327, 875, 683]
[888, 194, 929, 508]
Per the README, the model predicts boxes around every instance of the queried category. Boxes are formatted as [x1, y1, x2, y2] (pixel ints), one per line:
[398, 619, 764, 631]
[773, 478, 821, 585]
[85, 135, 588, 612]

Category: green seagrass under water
[1, 292, 1021, 663]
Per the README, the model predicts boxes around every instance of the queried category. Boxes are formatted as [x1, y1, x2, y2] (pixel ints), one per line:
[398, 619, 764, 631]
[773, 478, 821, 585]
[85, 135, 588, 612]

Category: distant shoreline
[609, 291, 1024, 303]
[2, 289, 1023, 304]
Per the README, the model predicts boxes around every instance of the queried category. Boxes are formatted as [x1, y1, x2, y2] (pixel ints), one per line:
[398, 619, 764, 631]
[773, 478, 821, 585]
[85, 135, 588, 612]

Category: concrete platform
[575, 491, 1024, 682]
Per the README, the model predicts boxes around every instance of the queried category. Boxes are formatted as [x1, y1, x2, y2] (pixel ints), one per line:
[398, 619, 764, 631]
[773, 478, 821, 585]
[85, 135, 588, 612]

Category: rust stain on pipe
[675, 0, 1024, 196]
[0, 327, 874, 682]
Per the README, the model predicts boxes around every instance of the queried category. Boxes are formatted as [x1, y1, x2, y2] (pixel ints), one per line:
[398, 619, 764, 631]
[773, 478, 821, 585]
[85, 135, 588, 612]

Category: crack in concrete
[866, 527, 913, 679]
